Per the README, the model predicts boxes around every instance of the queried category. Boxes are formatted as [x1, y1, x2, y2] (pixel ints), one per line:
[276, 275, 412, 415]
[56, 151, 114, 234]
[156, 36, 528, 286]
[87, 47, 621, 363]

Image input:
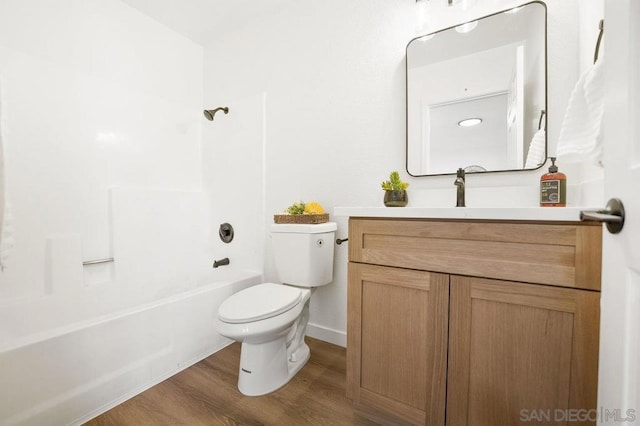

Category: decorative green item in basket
[274, 201, 329, 224]
[381, 171, 409, 207]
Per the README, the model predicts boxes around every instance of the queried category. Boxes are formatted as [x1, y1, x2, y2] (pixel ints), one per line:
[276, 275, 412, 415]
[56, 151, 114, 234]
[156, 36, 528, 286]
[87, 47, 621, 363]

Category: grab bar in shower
[82, 257, 114, 266]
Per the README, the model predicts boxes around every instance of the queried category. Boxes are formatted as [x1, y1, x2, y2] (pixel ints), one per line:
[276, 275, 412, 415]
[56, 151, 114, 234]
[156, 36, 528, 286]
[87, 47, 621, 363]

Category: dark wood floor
[87, 337, 377, 425]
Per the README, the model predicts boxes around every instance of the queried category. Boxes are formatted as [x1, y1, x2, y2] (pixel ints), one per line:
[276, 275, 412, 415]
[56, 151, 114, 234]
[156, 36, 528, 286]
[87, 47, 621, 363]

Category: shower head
[203, 107, 229, 121]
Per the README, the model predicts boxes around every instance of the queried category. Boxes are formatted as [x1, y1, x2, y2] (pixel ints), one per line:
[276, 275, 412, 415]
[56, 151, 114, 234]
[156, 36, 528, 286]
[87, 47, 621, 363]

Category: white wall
[203, 0, 597, 346]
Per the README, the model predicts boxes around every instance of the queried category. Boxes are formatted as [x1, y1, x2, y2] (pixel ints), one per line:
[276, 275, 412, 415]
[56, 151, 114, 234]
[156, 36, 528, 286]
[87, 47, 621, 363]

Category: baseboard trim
[306, 323, 346, 348]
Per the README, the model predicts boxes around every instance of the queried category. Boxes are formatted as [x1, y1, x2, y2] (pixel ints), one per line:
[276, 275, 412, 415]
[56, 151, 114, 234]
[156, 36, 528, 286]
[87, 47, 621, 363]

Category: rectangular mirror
[406, 1, 547, 176]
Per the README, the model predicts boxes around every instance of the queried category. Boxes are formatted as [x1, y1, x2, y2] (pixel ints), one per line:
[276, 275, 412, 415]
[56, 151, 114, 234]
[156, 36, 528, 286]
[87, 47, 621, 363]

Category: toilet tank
[271, 222, 337, 287]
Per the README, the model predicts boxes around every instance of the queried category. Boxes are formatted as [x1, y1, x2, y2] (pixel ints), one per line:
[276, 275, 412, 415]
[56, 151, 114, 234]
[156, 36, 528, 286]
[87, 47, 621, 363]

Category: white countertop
[333, 206, 591, 222]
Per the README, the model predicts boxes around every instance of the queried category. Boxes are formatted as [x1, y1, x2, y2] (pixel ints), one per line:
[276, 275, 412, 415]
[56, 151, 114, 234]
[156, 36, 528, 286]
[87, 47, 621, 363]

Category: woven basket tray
[273, 213, 329, 224]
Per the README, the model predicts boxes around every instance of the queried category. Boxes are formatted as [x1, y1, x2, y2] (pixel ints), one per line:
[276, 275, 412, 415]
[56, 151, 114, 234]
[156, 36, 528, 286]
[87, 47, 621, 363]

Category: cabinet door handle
[580, 198, 625, 234]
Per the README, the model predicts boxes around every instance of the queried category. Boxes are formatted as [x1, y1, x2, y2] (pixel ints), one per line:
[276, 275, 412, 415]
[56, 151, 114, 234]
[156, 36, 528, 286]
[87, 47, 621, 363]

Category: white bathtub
[0, 268, 262, 425]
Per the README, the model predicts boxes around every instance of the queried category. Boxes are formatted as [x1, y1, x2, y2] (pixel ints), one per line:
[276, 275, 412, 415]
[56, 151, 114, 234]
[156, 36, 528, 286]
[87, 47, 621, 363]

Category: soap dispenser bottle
[540, 157, 566, 207]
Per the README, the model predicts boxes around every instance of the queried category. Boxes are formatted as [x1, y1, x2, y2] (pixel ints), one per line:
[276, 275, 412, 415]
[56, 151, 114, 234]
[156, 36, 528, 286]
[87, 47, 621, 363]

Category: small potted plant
[381, 171, 409, 207]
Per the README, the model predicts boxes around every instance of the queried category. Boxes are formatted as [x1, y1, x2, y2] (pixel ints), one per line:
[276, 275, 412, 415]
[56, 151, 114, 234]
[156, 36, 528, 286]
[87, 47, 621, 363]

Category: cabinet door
[447, 276, 600, 426]
[347, 263, 449, 425]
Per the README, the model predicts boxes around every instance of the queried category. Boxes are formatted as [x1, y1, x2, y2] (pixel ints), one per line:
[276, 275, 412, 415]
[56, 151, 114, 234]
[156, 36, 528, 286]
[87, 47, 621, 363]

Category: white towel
[0, 78, 15, 271]
[556, 56, 605, 166]
[525, 129, 546, 169]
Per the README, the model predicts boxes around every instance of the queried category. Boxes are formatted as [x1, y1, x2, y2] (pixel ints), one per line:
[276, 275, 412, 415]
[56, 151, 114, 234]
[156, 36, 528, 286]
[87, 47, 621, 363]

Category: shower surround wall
[0, 0, 204, 299]
[0, 1, 261, 424]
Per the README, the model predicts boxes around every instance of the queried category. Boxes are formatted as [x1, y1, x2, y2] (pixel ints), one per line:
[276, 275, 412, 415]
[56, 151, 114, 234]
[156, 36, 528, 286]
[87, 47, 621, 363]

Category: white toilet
[215, 222, 337, 396]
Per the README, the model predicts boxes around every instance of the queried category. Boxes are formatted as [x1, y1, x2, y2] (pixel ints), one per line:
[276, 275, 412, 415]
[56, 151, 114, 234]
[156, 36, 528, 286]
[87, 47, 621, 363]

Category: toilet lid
[218, 283, 302, 324]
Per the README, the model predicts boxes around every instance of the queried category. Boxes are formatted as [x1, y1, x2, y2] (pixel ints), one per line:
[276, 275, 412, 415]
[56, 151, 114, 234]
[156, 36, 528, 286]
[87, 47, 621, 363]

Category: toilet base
[237, 338, 310, 396]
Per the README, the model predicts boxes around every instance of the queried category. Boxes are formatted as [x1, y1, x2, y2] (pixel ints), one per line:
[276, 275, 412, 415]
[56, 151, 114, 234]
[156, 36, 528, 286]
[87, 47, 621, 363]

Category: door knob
[580, 198, 625, 234]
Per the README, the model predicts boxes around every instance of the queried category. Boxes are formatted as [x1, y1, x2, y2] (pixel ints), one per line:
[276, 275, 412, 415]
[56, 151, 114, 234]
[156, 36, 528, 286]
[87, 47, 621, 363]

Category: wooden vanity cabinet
[347, 263, 449, 425]
[346, 218, 602, 426]
[447, 275, 600, 426]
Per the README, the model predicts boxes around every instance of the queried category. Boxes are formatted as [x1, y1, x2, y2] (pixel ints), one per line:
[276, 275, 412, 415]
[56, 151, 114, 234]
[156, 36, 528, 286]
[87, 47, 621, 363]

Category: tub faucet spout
[454, 168, 465, 207]
[213, 258, 230, 268]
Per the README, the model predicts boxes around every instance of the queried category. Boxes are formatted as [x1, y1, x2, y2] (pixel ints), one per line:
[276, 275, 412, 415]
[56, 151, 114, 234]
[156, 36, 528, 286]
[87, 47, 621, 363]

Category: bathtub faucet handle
[219, 223, 234, 243]
[213, 258, 230, 268]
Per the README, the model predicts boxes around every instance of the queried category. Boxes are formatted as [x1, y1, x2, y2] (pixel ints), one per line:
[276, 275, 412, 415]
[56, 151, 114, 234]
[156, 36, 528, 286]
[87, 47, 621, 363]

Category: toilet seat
[218, 283, 302, 324]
